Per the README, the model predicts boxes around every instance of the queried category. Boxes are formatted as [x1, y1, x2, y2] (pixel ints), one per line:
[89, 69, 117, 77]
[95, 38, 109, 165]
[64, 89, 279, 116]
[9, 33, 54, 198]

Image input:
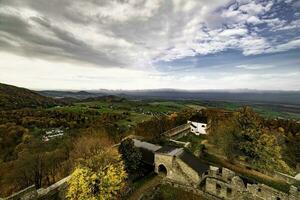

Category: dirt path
[128, 175, 162, 200]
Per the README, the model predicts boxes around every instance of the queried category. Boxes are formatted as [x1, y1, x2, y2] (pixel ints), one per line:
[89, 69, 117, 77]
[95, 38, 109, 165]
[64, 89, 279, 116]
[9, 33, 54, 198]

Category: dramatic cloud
[0, 0, 299, 90]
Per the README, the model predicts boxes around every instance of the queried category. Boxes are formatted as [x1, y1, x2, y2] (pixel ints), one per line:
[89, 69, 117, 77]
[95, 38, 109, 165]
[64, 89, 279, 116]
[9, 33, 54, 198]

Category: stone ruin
[203, 166, 299, 200]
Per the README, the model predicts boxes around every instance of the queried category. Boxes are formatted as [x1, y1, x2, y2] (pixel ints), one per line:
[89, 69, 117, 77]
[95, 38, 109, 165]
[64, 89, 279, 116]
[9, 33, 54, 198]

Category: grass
[116, 113, 152, 128]
[179, 134, 207, 154]
[51, 98, 300, 120]
[152, 184, 207, 200]
[128, 174, 161, 200]
[131, 173, 157, 189]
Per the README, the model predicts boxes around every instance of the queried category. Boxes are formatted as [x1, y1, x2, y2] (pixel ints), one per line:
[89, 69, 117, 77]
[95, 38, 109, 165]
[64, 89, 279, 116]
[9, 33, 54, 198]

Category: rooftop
[133, 139, 161, 152]
[155, 145, 184, 156]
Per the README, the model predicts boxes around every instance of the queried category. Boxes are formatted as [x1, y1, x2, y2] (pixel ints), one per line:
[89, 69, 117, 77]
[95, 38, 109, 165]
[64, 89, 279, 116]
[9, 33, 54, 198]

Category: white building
[188, 116, 208, 135]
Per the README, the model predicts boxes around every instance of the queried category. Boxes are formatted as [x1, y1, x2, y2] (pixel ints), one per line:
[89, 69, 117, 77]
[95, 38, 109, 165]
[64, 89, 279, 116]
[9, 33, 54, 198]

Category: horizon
[0, 0, 300, 90]
[2, 81, 300, 93]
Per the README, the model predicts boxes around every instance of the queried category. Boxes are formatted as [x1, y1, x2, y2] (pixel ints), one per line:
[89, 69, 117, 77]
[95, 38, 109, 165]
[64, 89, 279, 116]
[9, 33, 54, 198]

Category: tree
[254, 132, 292, 174]
[67, 134, 127, 200]
[207, 107, 293, 174]
[118, 139, 142, 174]
[66, 152, 127, 200]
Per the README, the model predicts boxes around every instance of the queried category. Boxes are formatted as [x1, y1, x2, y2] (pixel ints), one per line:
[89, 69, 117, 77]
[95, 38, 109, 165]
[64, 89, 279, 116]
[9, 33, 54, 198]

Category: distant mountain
[0, 83, 61, 110]
[115, 89, 300, 106]
[38, 90, 105, 100]
[38, 88, 300, 106]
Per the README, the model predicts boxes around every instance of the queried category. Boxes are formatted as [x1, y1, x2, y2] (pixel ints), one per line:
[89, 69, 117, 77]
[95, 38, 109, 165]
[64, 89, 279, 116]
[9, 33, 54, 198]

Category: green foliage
[179, 134, 206, 155]
[118, 139, 142, 174]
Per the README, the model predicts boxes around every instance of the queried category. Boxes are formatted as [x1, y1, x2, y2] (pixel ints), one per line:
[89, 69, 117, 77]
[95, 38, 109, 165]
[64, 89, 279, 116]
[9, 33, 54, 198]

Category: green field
[197, 101, 300, 119]
[48, 99, 300, 128]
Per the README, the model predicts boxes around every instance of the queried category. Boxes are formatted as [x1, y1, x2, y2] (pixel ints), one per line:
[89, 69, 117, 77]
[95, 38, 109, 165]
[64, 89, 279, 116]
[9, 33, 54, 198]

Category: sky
[0, 0, 300, 90]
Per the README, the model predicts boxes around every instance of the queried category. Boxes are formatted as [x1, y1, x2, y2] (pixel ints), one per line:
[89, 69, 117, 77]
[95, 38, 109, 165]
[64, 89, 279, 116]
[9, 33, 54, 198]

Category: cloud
[0, 0, 299, 86]
[268, 39, 300, 53]
[219, 28, 248, 37]
[236, 64, 275, 70]
[0, 0, 234, 69]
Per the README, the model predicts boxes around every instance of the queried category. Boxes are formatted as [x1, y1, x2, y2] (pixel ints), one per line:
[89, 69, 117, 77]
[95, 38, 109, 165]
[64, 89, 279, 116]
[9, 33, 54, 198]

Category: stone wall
[1, 185, 37, 200]
[204, 166, 300, 200]
[204, 166, 246, 199]
[162, 179, 220, 200]
[154, 153, 201, 186]
[1, 176, 70, 200]
[272, 171, 298, 185]
[37, 176, 70, 200]
[163, 123, 190, 139]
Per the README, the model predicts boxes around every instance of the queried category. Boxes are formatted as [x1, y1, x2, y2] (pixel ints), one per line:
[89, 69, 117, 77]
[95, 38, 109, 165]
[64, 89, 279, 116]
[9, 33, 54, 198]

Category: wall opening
[216, 183, 221, 195]
[217, 168, 222, 176]
[158, 164, 167, 176]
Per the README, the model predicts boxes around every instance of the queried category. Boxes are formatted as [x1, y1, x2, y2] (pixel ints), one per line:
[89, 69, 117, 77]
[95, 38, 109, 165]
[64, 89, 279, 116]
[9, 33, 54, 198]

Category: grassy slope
[0, 83, 59, 110]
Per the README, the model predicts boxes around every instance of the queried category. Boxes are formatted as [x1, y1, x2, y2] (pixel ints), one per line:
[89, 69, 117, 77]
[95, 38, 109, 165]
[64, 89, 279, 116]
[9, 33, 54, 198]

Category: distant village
[42, 128, 65, 142]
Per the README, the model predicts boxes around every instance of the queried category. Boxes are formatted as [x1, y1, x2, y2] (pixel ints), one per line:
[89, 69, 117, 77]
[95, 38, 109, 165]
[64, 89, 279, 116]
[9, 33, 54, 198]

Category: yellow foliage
[66, 154, 127, 200]
[255, 133, 293, 174]
[66, 167, 94, 200]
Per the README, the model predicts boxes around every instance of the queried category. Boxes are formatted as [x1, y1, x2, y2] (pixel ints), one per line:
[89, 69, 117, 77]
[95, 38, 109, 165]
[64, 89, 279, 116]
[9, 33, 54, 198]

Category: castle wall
[204, 166, 299, 200]
[154, 154, 201, 186]
[1, 185, 37, 200]
[176, 158, 201, 185]
[2, 176, 70, 200]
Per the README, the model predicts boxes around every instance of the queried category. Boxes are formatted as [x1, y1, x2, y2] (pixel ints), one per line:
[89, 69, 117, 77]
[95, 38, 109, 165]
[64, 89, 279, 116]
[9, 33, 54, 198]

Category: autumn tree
[208, 107, 293, 174]
[254, 132, 292, 174]
[67, 146, 127, 200]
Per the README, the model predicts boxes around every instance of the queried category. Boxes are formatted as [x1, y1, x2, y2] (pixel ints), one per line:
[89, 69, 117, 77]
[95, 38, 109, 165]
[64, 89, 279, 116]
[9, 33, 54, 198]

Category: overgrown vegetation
[206, 107, 300, 175]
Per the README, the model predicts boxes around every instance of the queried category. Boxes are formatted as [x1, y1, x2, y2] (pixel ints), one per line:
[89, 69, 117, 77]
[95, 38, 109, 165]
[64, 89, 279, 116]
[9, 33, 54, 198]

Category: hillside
[0, 83, 60, 110]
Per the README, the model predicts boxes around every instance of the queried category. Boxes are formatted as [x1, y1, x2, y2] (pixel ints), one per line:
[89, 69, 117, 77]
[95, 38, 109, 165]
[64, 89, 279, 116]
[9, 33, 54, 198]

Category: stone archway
[158, 164, 167, 176]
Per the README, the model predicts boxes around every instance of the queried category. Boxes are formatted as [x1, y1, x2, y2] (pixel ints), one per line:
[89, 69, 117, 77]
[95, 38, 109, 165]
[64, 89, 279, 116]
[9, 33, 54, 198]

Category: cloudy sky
[0, 0, 299, 90]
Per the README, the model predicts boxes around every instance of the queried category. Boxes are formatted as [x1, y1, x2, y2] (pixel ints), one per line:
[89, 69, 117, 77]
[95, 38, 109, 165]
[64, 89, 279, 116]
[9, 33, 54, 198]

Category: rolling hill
[0, 83, 61, 110]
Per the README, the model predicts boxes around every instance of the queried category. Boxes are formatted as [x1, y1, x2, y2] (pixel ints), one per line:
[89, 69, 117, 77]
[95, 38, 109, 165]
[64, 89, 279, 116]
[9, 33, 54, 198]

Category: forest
[0, 97, 196, 197]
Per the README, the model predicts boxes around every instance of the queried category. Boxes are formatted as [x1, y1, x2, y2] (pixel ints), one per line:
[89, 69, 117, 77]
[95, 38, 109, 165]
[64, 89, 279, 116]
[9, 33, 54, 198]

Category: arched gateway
[158, 164, 167, 176]
[132, 139, 209, 186]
